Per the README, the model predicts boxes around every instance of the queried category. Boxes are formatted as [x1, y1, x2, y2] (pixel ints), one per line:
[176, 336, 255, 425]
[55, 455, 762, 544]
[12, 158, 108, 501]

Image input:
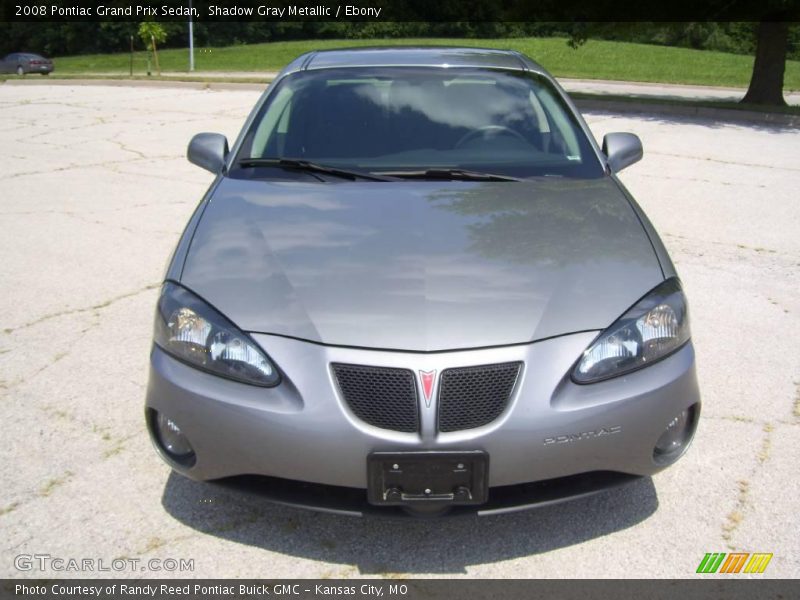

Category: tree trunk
[151, 35, 161, 76]
[742, 21, 788, 106]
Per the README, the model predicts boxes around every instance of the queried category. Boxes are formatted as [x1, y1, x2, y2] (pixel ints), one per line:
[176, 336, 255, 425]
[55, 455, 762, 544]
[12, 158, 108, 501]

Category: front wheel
[40, 72, 49, 76]
[16, 66, 24, 76]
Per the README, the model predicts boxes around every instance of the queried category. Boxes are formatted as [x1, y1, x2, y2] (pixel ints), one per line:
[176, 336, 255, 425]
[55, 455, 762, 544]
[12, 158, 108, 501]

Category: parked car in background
[1, 53, 54, 75]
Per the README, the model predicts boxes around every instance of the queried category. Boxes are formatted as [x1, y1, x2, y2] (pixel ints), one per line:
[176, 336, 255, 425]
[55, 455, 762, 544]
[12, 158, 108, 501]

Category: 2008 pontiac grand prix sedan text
[145, 47, 700, 516]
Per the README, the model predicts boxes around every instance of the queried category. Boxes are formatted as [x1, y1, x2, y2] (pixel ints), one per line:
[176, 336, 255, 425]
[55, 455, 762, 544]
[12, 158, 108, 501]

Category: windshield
[232, 67, 605, 180]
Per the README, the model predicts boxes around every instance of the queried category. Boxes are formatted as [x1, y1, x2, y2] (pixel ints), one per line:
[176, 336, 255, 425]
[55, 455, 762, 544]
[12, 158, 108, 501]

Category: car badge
[419, 370, 436, 407]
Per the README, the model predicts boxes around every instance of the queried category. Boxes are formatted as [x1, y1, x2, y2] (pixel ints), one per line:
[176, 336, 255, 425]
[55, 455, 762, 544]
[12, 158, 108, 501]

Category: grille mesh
[332, 364, 419, 433]
[438, 362, 522, 432]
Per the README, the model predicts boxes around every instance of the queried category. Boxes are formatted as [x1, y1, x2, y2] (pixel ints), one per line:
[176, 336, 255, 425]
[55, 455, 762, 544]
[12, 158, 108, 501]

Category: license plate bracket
[367, 451, 488, 506]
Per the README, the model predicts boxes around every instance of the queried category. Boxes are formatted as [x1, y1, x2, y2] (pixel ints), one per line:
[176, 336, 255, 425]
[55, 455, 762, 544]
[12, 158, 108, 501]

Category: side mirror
[602, 132, 643, 173]
[187, 132, 229, 174]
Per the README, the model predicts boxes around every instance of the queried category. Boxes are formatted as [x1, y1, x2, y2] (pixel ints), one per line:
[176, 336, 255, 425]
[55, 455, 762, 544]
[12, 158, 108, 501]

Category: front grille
[332, 364, 419, 433]
[438, 362, 522, 432]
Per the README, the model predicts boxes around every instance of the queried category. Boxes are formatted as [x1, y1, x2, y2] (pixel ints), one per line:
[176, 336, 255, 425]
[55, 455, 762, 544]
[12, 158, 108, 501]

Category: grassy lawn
[51, 37, 800, 91]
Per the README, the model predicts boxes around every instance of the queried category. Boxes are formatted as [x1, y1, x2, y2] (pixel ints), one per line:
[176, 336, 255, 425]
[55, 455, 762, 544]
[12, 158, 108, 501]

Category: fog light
[653, 404, 698, 464]
[155, 412, 194, 461]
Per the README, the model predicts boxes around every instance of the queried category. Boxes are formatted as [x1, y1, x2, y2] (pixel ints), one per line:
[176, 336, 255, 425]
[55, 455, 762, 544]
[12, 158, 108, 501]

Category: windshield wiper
[377, 168, 521, 182]
[237, 158, 395, 182]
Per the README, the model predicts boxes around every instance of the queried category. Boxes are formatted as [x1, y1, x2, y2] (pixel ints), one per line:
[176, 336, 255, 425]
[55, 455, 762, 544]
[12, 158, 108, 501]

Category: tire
[16, 66, 24, 76]
[41, 72, 49, 76]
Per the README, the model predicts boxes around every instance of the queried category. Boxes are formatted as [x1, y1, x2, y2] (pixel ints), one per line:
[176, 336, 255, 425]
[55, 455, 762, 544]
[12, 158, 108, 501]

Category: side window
[527, 91, 550, 135]
[534, 87, 581, 160]
[249, 85, 294, 158]
[276, 102, 291, 135]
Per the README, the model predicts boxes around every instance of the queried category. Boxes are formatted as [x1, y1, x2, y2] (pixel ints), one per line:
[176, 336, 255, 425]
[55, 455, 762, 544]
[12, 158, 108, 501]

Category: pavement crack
[1, 349, 72, 393]
[38, 471, 74, 498]
[648, 151, 800, 172]
[638, 172, 766, 188]
[2, 318, 101, 393]
[721, 422, 774, 549]
[662, 233, 783, 257]
[109, 137, 149, 160]
[0, 199, 191, 218]
[722, 479, 749, 548]
[793, 382, 800, 419]
[8, 536, 35, 552]
[5, 155, 173, 179]
[102, 432, 138, 459]
[48, 210, 155, 235]
[4, 283, 159, 334]
[702, 414, 760, 426]
[757, 423, 773, 463]
[0, 502, 21, 517]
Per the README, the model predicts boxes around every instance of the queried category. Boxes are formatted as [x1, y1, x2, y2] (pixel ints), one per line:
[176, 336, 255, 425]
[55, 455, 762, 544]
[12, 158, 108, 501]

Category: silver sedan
[0, 52, 53, 75]
[145, 47, 700, 516]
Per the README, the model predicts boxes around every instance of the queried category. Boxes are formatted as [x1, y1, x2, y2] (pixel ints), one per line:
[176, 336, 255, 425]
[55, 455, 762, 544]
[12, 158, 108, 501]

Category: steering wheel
[455, 125, 527, 148]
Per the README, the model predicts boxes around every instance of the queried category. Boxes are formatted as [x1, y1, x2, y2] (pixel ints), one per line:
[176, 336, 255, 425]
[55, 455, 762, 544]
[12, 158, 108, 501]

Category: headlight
[573, 278, 690, 384]
[154, 282, 280, 386]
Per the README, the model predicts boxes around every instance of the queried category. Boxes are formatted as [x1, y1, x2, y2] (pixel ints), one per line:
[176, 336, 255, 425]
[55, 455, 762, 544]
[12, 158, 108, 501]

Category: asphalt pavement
[0, 83, 798, 578]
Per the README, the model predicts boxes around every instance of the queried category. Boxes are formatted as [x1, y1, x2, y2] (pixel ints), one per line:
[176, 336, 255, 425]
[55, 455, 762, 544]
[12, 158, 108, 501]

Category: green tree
[138, 22, 167, 75]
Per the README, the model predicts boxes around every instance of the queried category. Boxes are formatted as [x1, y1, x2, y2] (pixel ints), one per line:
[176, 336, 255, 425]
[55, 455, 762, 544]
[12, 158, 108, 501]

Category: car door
[5, 54, 22, 73]
[0, 54, 14, 73]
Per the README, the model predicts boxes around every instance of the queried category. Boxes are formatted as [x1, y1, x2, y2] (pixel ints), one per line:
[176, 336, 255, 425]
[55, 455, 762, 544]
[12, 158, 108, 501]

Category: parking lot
[0, 82, 798, 578]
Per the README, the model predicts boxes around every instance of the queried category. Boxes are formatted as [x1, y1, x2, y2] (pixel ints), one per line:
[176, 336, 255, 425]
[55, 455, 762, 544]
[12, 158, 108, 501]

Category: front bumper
[145, 331, 700, 510]
[208, 470, 642, 517]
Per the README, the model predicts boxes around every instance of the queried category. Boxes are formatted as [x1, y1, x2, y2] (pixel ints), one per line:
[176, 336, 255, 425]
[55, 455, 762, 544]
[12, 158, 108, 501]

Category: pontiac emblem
[419, 370, 436, 407]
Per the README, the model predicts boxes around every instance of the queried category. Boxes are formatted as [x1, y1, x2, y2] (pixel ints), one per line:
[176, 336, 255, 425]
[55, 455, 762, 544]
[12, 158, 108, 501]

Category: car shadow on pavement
[161, 473, 658, 574]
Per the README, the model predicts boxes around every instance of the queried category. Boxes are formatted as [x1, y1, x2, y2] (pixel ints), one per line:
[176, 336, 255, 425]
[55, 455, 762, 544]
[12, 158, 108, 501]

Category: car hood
[180, 177, 663, 351]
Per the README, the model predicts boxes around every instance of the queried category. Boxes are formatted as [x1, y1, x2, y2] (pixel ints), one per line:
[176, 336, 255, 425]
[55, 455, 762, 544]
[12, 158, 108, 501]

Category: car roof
[298, 46, 545, 74]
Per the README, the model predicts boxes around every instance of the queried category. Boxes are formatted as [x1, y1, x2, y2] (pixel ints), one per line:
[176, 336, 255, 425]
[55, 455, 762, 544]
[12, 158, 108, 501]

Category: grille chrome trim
[437, 362, 522, 432]
[332, 363, 419, 433]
